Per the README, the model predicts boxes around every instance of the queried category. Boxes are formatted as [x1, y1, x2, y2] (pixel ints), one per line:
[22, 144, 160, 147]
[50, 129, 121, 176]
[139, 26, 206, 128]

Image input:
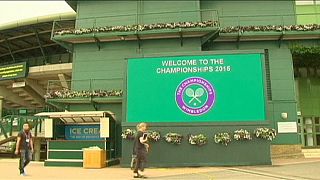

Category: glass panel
[317, 135, 320, 146]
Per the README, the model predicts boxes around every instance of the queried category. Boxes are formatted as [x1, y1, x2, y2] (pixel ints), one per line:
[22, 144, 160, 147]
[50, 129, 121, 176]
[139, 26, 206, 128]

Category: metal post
[4, 38, 15, 63]
[9, 116, 14, 136]
[34, 118, 38, 137]
[39, 118, 42, 133]
[312, 117, 317, 146]
[211, 10, 214, 22]
[0, 96, 3, 119]
[305, 117, 314, 146]
[300, 117, 305, 146]
[34, 28, 47, 65]
[50, 21, 55, 40]
[34, 137, 41, 161]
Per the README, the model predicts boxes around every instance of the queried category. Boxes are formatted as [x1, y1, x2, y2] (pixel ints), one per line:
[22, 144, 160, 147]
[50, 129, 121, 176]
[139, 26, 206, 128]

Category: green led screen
[127, 53, 266, 122]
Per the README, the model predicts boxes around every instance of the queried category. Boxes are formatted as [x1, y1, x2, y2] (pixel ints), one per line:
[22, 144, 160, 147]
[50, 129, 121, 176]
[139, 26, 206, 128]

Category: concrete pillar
[305, 118, 313, 146]
[34, 138, 41, 161]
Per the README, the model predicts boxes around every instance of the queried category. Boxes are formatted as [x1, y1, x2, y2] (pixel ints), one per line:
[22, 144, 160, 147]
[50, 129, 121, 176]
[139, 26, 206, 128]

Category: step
[24, 97, 34, 101]
[304, 155, 320, 158]
[12, 88, 24, 93]
[44, 158, 120, 167]
[303, 152, 320, 155]
[272, 153, 304, 159]
[19, 92, 29, 97]
[302, 149, 320, 153]
[0, 136, 17, 146]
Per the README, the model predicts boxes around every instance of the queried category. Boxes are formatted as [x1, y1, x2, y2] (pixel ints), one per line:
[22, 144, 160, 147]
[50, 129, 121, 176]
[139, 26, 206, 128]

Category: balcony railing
[219, 13, 320, 27]
[51, 11, 320, 44]
[52, 11, 320, 33]
[51, 9, 219, 39]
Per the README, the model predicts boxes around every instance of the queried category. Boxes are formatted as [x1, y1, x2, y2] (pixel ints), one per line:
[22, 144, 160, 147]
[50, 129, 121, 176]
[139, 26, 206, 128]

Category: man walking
[15, 122, 34, 176]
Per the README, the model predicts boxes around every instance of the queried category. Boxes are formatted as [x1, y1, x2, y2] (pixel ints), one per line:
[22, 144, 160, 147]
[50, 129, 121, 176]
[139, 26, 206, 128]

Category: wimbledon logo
[175, 77, 216, 116]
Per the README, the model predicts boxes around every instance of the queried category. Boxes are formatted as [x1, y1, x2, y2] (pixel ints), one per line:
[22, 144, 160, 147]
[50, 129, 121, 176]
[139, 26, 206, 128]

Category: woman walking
[132, 123, 149, 178]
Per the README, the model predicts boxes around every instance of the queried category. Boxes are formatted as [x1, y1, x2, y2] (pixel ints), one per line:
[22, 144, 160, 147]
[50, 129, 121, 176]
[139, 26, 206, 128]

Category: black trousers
[133, 151, 147, 173]
[19, 149, 32, 174]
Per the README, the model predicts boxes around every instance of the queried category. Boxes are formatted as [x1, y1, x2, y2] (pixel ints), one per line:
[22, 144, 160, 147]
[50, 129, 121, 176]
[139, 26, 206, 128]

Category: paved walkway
[1, 158, 320, 180]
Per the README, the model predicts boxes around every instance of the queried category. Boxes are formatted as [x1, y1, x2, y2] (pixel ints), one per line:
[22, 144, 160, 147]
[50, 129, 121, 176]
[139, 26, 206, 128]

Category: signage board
[65, 125, 103, 140]
[277, 122, 298, 133]
[0, 62, 28, 81]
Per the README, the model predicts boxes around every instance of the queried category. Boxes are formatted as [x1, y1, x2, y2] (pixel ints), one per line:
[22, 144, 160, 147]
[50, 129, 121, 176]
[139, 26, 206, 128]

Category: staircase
[0, 136, 16, 146]
[0, 115, 45, 154]
[302, 148, 320, 158]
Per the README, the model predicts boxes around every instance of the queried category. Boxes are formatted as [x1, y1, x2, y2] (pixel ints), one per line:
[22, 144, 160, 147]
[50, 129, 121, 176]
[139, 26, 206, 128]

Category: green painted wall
[76, 1, 200, 28]
[201, 0, 296, 27]
[139, 1, 200, 24]
[76, 1, 138, 27]
[296, 5, 320, 24]
[121, 124, 271, 167]
[71, 38, 201, 116]
[76, 0, 297, 28]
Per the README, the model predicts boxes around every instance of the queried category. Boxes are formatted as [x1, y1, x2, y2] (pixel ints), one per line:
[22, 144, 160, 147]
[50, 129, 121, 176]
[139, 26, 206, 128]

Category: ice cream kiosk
[35, 111, 119, 167]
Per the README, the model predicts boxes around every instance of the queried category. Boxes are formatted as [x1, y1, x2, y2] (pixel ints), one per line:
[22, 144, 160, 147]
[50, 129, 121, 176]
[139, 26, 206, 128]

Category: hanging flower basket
[121, 129, 136, 140]
[147, 130, 161, 142]
[164, 133, 183, 145]
[233, 129, 252, 141]
[214, 132, 232, 146]
[254, 127, 277, 141]
[188, 134, 208, 146]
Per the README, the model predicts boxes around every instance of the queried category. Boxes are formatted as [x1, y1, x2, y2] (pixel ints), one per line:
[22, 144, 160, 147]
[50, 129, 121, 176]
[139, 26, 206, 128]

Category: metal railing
[74, 9, 219, 29]
[298, 116, 320, 147]
[219, 13, 320, 27]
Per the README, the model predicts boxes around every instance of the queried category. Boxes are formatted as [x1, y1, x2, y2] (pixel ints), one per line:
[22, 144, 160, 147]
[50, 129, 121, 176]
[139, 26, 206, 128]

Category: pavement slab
[1, 158, 320, 180]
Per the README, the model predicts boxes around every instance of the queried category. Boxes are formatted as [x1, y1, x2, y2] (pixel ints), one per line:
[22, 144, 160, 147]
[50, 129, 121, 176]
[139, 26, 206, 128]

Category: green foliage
[214, 132, 232, 146]
[164, 133, 183, 145]
[291, 45, 320, 55]
[188, 134, 208, 146]
[290, 45, 320, 67]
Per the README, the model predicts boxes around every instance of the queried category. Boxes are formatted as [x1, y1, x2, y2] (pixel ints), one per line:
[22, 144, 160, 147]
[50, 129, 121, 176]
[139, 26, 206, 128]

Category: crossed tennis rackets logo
[185, 87, 205, 104]
[175, 77, 216, 116]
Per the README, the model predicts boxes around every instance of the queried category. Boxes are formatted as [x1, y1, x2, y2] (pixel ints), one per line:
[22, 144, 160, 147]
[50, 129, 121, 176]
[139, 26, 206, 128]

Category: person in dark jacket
[15, 122, 34, 176]
[132, 123, 149, 178]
